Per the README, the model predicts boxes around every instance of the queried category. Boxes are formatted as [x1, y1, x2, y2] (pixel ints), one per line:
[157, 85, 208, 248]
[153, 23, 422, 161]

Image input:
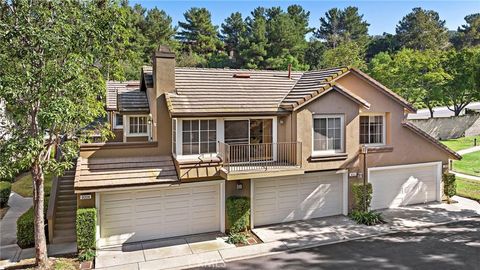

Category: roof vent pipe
[288, 64, 292, 79]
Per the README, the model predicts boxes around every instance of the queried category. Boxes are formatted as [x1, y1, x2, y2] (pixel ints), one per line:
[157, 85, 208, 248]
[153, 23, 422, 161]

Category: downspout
[361, 145, 368, 211]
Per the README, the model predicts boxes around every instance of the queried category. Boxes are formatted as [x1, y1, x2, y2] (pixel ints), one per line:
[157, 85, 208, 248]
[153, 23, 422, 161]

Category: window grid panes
[182, 120, 216, 155]
[313, 116, 342, 152]
[360, 115, 384, 144]
[129, 116, 147, 134]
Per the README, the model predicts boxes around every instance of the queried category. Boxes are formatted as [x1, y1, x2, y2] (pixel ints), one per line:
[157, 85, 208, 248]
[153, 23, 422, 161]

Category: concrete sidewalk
[450, 170, 480, 181]
[94, 196, 480, 270]
[457, 145, 480, 155]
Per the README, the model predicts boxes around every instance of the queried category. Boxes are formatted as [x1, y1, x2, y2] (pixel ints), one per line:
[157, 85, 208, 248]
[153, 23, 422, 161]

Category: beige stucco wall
[295, 90, 361, 172]
[77, 193, 95, 208]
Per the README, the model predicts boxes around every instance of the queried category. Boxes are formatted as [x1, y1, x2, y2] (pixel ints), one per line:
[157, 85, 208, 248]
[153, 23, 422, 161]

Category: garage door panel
[254, 173, 344, 226]
[100, 183, 221, 247]
[370, 163, 439, 210]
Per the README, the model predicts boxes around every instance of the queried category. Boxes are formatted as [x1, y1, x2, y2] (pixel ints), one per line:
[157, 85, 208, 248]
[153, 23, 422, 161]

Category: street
[193, 219, 480, 270]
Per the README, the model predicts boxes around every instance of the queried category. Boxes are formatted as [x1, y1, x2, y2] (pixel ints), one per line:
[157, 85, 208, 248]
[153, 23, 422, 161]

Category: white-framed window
[128, 116, 148, 136]
[182, 119, 217, 155]
[113, 113, 123, 129]
[313, 114, 344, 154]
[172, 119, 177, 155]
[360, 114, 385, 145]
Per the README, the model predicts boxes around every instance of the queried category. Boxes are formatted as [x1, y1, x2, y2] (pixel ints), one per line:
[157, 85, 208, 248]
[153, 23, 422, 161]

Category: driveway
[201, 218, 480, 270]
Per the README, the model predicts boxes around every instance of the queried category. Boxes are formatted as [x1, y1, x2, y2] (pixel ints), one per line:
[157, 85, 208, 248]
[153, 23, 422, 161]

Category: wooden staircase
[51, 168, 77, 243]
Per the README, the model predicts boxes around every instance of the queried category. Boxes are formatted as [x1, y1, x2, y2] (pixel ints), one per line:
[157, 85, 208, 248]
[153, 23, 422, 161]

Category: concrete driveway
[95, 232, 235, 269]
[206, 217, 480, 270]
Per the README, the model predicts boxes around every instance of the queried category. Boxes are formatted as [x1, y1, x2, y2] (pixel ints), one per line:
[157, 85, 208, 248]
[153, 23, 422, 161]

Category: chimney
[152, 45, 175, 98]
[288, 64, 292, 79]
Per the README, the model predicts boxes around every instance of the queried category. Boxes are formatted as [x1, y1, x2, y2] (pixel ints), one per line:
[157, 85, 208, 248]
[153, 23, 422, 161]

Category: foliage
[321, 41, 367, 69]
[315, 6, 370, 48]
[12, 173, 53, 198]
[177, 8, 221, 55]
[443, 173, 457, 203]
[78, 248, 96, 262]
[395, 7, 449, 50]
[226, 232, 248, 245]
[0, 181, 11, 207]
[76, 208, 97, 251]
[221, 12, 246, 61]
[441, 47, 480, 116]
[452, 13, 480, 49]
[226, 196, 250, 233]
[304, 39, 327, 70]
[349, 210, 384, 226]
[17, 207, 35, 248]
[366, 33, 400, 60]
[351, 183, 372, 212]
[239, 7, 268, 69]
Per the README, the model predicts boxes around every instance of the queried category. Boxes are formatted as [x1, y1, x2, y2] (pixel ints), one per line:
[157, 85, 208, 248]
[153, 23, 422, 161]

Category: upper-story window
[113, 113, 123, 129]
[182, 119, 216, 155]
[360, 115, 385, 145]
[128, 116, 148, 136]
[313, 115, 344, 154]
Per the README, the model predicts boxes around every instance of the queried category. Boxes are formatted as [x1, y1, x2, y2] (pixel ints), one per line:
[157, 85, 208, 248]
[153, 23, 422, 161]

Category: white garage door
[369, 162, 441, 210]
[253, 172, 345, 227]
[99, 183, 221, 247]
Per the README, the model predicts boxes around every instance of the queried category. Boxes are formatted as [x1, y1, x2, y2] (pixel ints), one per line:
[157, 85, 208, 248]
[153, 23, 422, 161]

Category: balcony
[217, 141, 303, 180]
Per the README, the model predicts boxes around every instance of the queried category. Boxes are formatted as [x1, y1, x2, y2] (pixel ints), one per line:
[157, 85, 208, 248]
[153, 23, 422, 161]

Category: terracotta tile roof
[402, 121, 462, 160]
[74, 155, 179, 191]
[106, 81, 149, 113]
[166, 67, 302, 115]
[280, 67, 349, 109]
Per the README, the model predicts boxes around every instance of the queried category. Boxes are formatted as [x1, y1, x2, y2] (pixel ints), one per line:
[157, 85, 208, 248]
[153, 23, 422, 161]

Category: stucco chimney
[152, 45, 175, 98]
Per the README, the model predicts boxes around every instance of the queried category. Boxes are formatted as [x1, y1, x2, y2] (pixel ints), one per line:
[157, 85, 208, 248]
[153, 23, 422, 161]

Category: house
[48, 46, 461, 247]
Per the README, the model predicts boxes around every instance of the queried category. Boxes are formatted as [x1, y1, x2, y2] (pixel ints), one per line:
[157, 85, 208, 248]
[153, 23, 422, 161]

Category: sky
[130, 0, 479, 36]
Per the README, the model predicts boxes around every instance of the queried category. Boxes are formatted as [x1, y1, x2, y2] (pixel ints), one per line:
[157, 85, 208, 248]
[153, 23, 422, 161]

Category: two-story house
[50, 46, 460, 247]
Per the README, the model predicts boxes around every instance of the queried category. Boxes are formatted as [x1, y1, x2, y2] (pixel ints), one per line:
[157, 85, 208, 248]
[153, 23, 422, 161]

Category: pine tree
[239, 7, 268, 69]
[221, 12, 246, 61]
[451, 13, 480, 49]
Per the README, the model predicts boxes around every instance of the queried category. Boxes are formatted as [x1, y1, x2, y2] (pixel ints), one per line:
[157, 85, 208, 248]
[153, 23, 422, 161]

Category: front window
[172, 119, 177, 154]
[182, 119, 216, 155]
[114, 113, 123, 129]
[128, 116, 148, 135]
[360, 115, 384, 145]
[313, 115, 344, 153]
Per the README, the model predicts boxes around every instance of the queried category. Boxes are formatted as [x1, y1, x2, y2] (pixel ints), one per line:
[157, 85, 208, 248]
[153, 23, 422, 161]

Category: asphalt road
[194, 219, 480, 270]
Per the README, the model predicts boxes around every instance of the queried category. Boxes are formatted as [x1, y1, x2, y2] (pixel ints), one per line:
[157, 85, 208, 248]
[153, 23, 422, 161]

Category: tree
[451, 13, 480, 49]
[221, 12, 246, 64]
[366, 33, 400, 60]
[442, 47, 480, 116]
[239, 7, 268, 69]
[304, 39, 327, 70]
[321, 41, 367, 69]
[144, 8, 178, 59]
[396, 7, 449, 50]
[315, 6, 369, 48]
[369, 49, 449, 117]
[0, 1, 125, 267]
[177, 7, 221, 56]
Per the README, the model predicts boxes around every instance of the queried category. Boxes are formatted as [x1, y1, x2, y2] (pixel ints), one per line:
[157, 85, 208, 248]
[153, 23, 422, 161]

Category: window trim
[359, 113, 386, 146]
[180, 119, 218, 156]
[113, 112, 123, 129]
[312, 114, 345, 156]
[127, 115, 148, 137]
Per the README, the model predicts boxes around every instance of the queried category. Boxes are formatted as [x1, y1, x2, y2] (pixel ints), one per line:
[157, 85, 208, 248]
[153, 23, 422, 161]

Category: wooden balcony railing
[218, 141, 302, 173]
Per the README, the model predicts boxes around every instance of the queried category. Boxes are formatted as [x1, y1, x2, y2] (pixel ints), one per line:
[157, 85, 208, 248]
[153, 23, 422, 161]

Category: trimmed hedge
[352, 183, 372, 212]
[0, 181, 11, 207]
[76, 208, 97, 250]
[443, 173, 456, 202]
[17, 207, 35, 248]
[226, 196, 250, 233]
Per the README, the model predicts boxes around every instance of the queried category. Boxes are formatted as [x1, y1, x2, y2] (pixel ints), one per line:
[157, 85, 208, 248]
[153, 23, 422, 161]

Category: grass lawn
[11, 173, 53, 198]
[456, 177, 480, 202]
[441, 135, 480, 151]
[452, 151, 480, 176]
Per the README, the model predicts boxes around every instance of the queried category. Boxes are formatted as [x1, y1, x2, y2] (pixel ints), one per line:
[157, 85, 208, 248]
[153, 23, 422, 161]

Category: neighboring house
[50, 46, 460, 248]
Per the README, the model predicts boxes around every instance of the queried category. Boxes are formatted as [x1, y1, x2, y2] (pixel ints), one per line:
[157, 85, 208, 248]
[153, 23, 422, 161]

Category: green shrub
[226, 232, 248, 245]
[443, 173, 456, 203]
[0, 181, 12, 207]
[17, 207, 35, 248]
[351, 183, 372, 212]
[226, 196, 250, 233]
[349, 210, 384, 226]
[78, 248, 96, 262]
[76, 208, 97, 250]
